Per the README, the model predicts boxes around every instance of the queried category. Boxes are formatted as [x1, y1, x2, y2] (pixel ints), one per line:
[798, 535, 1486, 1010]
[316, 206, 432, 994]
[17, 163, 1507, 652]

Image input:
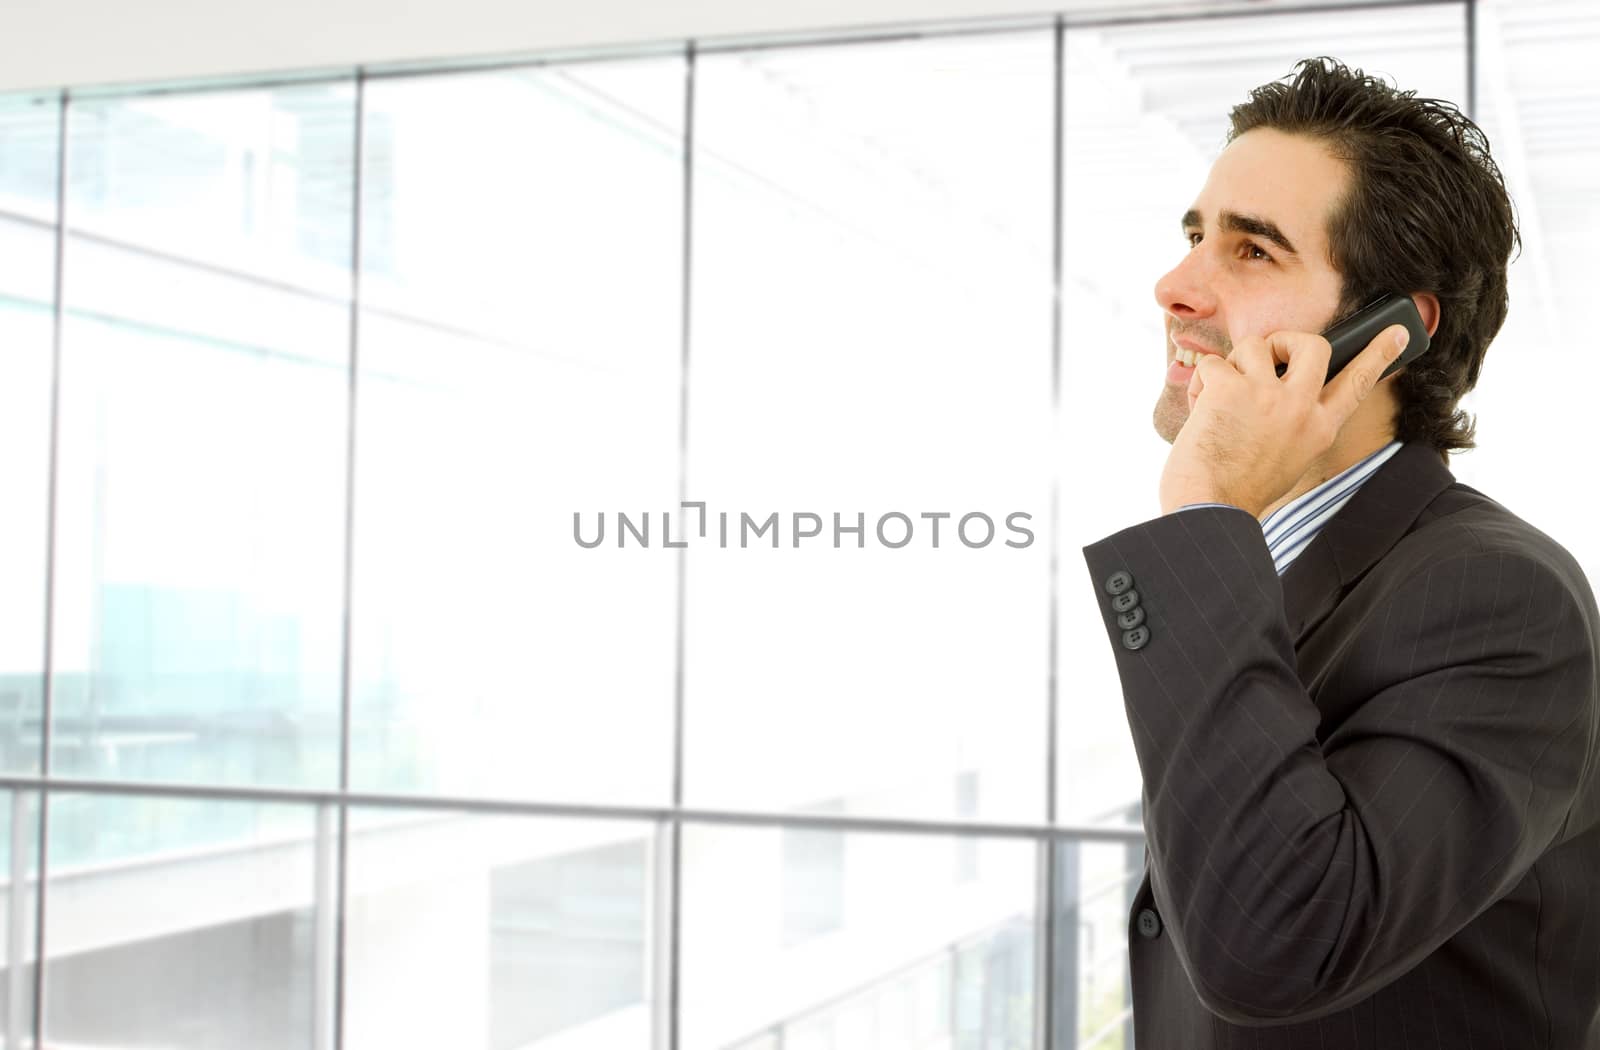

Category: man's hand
[1158, 323, 1409, 518]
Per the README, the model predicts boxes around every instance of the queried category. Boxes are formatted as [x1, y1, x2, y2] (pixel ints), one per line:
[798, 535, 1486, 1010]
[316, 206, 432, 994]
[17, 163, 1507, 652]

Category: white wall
[0, 0, 1346, 94]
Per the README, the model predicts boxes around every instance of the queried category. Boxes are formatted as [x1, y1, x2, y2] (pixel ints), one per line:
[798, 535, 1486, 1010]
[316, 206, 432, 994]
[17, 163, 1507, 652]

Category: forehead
[1193, 128, 1348, 256]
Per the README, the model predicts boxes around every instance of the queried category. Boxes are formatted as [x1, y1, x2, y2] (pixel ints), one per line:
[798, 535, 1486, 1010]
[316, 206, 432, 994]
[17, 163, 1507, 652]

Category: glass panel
[342, 809, 655, 1050]
[1456, 0, 1600, 576]
[0, 92, 58, 222]
[1057, 838, 1142, 1050]
[0, 93, 59, 775]
[781, 801, 846, 947]
[43, 794, 319, 1049]
[686, 32, 1055, 822]
[0, 791, 40, 1043]
[1057, 6, 1467, 824]
[349, 60, 684, 804]
[682, 825, 1036, 1050]
[50, 83, 356, 788]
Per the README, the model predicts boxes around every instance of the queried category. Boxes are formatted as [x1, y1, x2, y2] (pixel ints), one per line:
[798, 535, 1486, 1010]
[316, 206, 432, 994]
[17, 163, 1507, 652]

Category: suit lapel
[1280, 441, 1456, 643]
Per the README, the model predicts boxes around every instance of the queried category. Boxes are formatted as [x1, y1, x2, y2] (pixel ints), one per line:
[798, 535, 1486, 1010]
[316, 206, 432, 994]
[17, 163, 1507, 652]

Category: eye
[1185, 231, 1202, 248]
[1243, 240, 1273, 262]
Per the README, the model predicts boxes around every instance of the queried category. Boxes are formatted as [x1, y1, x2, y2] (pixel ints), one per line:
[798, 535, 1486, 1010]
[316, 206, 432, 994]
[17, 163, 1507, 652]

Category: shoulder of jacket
[1397, 481, 1593, 605]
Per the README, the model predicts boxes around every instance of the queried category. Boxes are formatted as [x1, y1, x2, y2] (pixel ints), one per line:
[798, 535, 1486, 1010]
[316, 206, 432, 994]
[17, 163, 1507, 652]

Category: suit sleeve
[1082, 504, 1597, 1025]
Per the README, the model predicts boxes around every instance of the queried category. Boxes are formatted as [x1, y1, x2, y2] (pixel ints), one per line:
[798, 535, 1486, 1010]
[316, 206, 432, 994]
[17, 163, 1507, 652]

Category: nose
[1154, 248, 1218, 322]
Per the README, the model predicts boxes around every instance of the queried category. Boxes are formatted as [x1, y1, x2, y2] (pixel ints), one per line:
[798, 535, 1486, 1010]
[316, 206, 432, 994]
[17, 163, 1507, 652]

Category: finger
[1226, 333, 1276, 377]
[1190, 351, 1234, 410]
[1186, 362, 1205, 413]
[1265, 330, 1335, 396]
[1321, 323, 1409, 421]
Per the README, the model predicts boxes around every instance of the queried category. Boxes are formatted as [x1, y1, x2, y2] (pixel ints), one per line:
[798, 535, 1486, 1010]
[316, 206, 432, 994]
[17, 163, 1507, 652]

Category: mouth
[1170, 335, 1221, 368]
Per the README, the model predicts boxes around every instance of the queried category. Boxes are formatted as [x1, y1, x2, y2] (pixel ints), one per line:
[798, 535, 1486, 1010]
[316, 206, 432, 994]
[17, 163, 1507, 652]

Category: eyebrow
[1181, 208, 1299, 256]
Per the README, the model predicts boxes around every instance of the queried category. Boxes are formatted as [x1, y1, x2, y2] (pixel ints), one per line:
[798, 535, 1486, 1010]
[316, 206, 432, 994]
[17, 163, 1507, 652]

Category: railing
[718, 802, 1145, 1050]
[722, 915, 1035, 1050]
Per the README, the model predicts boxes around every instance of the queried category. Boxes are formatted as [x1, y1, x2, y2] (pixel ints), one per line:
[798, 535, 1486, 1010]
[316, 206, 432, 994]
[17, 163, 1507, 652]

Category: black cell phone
[1273, 293, 1430, 383]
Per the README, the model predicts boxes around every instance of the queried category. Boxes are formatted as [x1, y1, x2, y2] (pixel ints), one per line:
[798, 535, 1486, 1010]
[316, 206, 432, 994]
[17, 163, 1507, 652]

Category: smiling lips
[1166, 335, 1221, 388]
[1170, 334, 1222, 367]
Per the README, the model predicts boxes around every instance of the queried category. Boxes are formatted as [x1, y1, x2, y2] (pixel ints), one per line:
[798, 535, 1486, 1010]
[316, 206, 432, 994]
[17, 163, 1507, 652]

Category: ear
[1411, 292, 1441, 338]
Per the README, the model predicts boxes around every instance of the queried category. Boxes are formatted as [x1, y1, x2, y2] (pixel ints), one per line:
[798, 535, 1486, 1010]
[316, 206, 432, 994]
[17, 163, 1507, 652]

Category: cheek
[1227, 291, 1327, 344]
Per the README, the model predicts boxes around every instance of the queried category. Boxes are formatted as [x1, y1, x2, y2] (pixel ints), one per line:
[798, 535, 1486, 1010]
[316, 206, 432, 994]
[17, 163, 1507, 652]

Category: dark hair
[1227, 57, 1519, 457]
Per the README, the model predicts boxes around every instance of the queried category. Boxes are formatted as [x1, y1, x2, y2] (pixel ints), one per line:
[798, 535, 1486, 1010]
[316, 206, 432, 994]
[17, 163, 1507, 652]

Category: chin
[1152, 387, 1187, 444]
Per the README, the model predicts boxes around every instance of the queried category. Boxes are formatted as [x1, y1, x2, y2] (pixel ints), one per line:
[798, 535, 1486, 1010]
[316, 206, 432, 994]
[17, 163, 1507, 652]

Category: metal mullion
[67, 69, 352, 103]
[664, 41, 697, 1050]
[0, 775, 1143, 843]
[1037, 15, 1065, 1050]
[1034, 844, 1054, 1050]
[363, 45, 686, 83]
[335, 70, 367, 812]
[649, 821, 676, 1050]
[30, 85, 70, 1050]
[312, 804, 338, 1050]
[692, 16, 1049, 56]
[1466, 0, 1478, 119]
[330, 68, 367, 1050]
[1061, 0, 1462, 32]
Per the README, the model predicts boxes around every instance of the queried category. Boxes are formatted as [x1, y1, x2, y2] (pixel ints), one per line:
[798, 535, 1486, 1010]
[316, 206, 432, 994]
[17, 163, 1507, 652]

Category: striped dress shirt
[1177, 438, 1404, 575]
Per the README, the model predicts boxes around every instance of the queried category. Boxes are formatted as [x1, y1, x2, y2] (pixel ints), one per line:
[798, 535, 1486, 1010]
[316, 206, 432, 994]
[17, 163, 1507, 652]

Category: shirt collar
[1261, 439, 1404, 576]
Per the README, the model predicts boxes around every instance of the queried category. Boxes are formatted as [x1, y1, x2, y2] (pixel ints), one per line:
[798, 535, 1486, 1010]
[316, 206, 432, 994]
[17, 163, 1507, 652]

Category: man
[1082, 58, 1600, 1046]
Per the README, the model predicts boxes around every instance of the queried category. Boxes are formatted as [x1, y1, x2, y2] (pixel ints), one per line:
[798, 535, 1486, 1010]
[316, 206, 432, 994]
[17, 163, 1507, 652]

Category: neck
[1257, 427, 1398, 524]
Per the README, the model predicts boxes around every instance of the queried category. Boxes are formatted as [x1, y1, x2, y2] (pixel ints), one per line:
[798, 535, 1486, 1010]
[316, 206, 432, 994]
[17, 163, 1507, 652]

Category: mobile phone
[1274, 293, 1430, 383]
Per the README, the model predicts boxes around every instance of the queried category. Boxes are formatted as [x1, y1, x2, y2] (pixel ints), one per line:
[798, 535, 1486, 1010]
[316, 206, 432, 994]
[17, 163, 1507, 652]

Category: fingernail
[1393, 327, 1410, 352]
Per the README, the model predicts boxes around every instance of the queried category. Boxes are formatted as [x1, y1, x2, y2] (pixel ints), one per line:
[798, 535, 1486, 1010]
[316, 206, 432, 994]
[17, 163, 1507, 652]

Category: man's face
[1152, 128, 1350, 443]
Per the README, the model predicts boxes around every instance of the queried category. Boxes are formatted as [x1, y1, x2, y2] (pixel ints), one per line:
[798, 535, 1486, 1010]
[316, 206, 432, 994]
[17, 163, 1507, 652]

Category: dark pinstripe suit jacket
[1082, 441, 1600, 1048]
